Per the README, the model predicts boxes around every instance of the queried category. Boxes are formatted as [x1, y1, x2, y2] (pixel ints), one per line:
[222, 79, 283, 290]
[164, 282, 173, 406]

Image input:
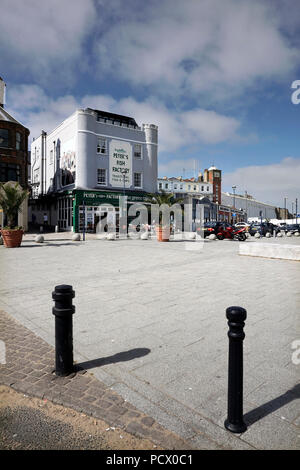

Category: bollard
[224, 306, 247, 433]
[52, 285, 75, 376]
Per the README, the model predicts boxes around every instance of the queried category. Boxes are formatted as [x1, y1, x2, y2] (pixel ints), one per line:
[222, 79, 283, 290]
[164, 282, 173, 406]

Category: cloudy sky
[1, 0, 300, 208]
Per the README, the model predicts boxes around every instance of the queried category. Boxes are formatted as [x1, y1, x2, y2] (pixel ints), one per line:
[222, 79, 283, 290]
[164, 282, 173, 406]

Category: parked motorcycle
[216, 223, 247, 241]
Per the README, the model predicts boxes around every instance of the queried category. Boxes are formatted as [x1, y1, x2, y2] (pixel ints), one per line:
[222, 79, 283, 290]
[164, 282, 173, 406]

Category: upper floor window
[134, 143, 142, 159]
[180, 184, 183, 190]
[165, 183, 168, 189]
[0, 129, 9, 148]
[207, 186, 210, 191]
[158, 182, 162, 189]
[201, 186, 204, 191]
[16, 132, 22, 150]
[194, 185, 197, 191]
[174, 184, 177, 189]
[134, 172, 142, 188]
[97, 168, 106, 185]
[50, 149, 53, 164]
[0, 162, 21, 182]
[97, 137, 107, 154]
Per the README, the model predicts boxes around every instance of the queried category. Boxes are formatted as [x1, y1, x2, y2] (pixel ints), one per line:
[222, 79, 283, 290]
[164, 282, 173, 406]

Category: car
[235, 222, 250, 227]
[249, 222, 279, 236]
[201, 221, 223, 237]
[285, 224, 300, 234]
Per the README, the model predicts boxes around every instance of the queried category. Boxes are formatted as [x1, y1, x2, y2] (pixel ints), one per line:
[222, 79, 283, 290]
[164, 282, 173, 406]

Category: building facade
[30, 108, 158, 231]
[221, 192, 277, 220]
[0, 78, 30, 230]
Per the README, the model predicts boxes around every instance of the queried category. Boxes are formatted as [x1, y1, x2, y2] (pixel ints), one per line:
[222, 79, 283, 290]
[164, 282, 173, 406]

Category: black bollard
[52, 285, 75, 376]
[224, 306, 247, 433]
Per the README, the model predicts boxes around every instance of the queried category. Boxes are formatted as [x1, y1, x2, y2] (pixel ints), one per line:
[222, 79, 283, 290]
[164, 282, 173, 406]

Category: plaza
[0, 235, 299, 449]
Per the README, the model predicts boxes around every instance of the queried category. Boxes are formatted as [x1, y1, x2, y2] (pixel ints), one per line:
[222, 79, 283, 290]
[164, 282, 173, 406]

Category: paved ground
[0, 233, 299, 449]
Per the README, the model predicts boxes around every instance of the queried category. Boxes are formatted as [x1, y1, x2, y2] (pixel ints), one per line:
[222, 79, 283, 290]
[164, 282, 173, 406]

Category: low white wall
[239, 243, 300, 261]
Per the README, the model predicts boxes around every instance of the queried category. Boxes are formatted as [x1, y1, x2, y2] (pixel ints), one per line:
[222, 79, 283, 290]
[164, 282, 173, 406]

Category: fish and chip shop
[61, 189, 152, 233]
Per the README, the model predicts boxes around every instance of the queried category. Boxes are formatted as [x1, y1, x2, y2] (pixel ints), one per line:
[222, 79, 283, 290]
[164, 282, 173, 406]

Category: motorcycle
[216, 223, 247, 241]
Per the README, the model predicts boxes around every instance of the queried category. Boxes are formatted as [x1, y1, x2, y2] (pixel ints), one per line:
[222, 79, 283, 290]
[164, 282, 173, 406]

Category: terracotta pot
[156, 226, 170, 242]
[1, 229, 24, 248]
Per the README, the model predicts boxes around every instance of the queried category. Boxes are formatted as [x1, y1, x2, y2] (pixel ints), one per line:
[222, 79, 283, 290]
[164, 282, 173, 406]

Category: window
[159, 182, 162, 189]
[97, 169, 106, 185]
[201, 186, 204, 191]
[188, 185, 191, 190]
[134, 172, 142, 188]
[16, 132, 22, 150]
[207, 186, 209, 191]
[194, 185, 197, 191]
[134, 143, 142, 159]
[180, 184, 183, 190]
[0, 163, 21, 182]
[50, 149, 53, 164]
[174, 184, 177, 189]
[0, 129, 9, 148]
[97, 137, 107, 154]
[165, 183, 168, 189]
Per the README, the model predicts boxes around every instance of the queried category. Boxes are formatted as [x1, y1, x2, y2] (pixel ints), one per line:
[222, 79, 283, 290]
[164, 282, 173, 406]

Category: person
[43, 213, 48, 226]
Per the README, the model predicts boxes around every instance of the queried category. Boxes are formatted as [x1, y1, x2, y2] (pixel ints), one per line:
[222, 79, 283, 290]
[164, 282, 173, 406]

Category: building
[30, 108, 158, 232]
[221, 191, 277, 221]
[157, 166, 222, 228]
[0, 77, 30, 230]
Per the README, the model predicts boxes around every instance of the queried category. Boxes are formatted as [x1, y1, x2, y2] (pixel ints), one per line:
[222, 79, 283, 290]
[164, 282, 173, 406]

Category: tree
[0, 181, 29, 229]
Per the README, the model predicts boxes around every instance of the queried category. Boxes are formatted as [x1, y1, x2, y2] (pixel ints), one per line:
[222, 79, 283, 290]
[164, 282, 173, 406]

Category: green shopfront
[59, 189, 151, 233]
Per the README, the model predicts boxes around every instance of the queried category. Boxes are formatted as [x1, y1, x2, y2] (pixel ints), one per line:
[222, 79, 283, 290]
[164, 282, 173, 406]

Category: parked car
[202, 221, 223, 237]
[284, 224, 300, 234]
[249, 222, 279, 236]
[235, 222, 250, 227]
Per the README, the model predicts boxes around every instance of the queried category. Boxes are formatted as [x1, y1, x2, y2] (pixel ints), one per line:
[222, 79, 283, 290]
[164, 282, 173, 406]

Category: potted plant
[147, 190, 183, 242]
[0, 181, 29, 248]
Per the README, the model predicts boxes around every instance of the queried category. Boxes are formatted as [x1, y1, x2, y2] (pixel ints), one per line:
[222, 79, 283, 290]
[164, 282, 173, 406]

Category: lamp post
[284, 197, 287, 222]
[232, 186, 236, 224]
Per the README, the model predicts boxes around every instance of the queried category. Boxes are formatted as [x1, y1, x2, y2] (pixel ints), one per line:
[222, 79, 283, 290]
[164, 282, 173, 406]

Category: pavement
[0, 232, 299, 450]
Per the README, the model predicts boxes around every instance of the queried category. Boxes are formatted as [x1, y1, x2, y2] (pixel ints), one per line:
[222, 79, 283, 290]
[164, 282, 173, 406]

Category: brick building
[0, 77, 30, 229]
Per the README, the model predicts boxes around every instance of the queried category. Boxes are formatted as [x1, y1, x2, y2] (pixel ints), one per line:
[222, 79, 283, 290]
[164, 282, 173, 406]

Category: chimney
[0, 77, 6, 108]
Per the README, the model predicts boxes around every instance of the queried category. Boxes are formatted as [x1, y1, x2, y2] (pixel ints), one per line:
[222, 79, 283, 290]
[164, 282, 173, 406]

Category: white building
[157, 176, 213, 197]
[30, 108, 158, 231]
[221, 192, 277, 220]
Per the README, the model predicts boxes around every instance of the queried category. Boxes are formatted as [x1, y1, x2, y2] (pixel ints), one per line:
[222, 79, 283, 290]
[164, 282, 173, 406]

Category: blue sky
[1, 0, 300, 208]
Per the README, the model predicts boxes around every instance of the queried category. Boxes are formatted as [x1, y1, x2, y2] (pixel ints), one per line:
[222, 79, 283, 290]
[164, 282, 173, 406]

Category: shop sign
[109, 139, 132, 188]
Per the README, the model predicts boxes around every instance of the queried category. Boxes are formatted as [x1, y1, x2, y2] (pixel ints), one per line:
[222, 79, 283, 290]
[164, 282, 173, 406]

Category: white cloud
[0, 0, 96, 83]
[94, 0, 298, 101]
[222, 157, 300, 207]
[6, 85, 243, 150]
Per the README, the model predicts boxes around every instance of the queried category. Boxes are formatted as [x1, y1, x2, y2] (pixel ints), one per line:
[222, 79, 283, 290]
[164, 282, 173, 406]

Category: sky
[1, 0, 300, 209]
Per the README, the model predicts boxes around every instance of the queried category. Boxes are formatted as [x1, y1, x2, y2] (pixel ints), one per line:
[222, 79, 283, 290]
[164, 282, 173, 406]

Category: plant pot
[1, 229, 24, 248]
[156, 226, 170, 242]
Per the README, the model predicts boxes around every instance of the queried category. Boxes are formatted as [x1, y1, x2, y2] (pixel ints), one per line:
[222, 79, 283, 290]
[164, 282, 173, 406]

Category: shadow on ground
[75, 348, 151, 371]
[244, 383, 300, 427]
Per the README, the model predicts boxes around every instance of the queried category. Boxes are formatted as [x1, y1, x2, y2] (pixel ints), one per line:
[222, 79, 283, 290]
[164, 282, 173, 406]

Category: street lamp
[232, 186, 236, 223]
[284, 197, 288, 221]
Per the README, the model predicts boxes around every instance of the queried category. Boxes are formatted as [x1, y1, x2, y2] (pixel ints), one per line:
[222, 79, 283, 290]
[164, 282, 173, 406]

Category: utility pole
[296, 198, 298, 224]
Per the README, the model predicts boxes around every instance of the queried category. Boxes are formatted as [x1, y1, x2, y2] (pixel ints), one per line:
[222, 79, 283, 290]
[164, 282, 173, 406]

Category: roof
[87, 108, 139, 128]
[0, 106, 28, 130]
